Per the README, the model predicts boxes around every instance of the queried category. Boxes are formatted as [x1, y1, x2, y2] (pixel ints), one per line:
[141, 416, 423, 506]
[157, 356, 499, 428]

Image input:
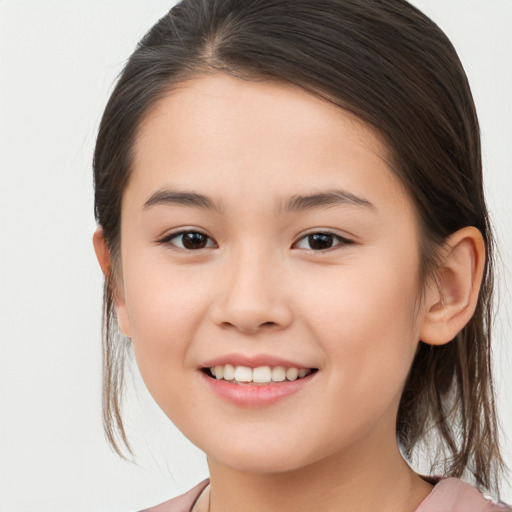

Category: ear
[92, 228, 132, 338]
[92, 227, 111, 276]
[419, 226, 485, 346]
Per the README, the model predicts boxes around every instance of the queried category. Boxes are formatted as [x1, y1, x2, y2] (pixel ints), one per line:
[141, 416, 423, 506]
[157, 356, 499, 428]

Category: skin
[94, 74, 485, 512]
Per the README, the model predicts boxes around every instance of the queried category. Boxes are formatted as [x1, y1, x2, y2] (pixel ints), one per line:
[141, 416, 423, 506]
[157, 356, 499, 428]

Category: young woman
[92, 1, 510, 510]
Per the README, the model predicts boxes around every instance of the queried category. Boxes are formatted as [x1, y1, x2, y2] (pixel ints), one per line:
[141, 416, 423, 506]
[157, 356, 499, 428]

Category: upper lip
[201, 353, 315, 369]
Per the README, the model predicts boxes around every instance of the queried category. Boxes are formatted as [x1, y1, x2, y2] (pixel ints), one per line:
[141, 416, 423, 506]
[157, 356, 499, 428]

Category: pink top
[140, 478, 511, 512]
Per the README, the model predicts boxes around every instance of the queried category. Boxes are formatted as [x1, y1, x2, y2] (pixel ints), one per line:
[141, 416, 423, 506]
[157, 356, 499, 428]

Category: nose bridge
[214, 242, 292, 333]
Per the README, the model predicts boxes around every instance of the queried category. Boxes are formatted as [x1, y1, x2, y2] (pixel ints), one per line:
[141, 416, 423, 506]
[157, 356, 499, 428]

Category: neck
[206, 431, 432, 512]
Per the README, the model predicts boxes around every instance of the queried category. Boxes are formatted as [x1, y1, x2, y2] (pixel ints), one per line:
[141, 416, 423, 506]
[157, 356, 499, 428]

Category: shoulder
[416, 478, 511, 512]
[139, 480, 210, 512]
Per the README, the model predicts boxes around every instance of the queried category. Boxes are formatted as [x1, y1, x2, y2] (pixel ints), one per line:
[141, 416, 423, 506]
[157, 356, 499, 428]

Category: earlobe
[419, 226, 485, 346]
[92, 228, 132, 338]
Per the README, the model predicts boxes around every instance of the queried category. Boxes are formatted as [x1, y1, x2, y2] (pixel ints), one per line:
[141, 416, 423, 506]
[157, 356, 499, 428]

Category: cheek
[298, 250, 422, 413]
[121, 262, 213, 405]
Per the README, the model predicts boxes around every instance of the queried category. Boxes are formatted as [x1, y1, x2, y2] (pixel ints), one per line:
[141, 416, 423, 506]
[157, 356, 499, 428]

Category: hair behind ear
[101, 275, 133, 458]
[398, 228, 502, 491]
[93, 229, 133, 457]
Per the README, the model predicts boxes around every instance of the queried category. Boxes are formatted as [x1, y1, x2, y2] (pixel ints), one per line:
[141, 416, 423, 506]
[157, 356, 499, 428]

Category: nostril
[219, 320, 278, 332]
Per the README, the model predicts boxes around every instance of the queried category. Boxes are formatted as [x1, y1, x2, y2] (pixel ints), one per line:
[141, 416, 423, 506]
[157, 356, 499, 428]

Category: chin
[202, 436, 331, 475]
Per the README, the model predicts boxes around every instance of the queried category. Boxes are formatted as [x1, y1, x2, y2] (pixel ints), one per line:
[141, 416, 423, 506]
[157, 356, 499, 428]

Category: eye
[294, 232, 351, 251]
[160, 230, 216, 250]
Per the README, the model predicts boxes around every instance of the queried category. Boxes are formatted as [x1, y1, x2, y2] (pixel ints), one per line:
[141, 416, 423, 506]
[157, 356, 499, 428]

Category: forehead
[135, 73, 390, 161]
[129, 73, 408, 213]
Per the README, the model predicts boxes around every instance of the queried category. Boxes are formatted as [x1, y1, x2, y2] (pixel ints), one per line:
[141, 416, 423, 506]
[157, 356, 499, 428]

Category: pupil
[183, 232, 207, 249]
[308, 233, 333, 250]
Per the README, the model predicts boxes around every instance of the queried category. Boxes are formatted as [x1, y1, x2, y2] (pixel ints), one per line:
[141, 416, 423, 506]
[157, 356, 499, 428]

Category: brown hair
[93, 0, 504, 492]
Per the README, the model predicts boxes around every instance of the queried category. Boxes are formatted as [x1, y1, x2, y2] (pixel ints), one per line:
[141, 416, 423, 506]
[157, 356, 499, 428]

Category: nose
[210, 249, 293, 334]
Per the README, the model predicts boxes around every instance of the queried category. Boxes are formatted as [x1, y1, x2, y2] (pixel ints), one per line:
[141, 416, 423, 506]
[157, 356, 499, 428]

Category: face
[116, 74, 428, 474]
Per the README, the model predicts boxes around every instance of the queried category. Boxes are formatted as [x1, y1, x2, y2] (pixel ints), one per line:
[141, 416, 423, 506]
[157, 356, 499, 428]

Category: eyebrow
[143, 188, 374, 213]
[143, 190, 222, 211]
[282, 190, 375, 212]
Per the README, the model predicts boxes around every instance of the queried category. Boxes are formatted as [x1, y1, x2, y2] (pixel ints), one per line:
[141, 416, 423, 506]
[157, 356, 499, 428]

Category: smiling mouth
[202, 365, 318, 385]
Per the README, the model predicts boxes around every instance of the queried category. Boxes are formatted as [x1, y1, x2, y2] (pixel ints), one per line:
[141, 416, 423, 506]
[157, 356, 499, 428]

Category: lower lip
[200, 371, 316, 407]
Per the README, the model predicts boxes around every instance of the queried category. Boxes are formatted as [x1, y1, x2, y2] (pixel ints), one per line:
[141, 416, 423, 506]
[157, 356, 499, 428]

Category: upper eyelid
[158, 227, 210, 239]
[293, 229, 353, 243]
[291, 231, 355, 252]
[157, 229, 217, 246]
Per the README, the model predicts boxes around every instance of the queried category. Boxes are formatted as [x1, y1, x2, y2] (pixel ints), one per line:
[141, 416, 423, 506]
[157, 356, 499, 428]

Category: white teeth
[214, 365, 224, 380]
[208, 364, 313, 383]
[223, 364, 235, 381]
[252, 366, 272, 383]
[234, 366, 252, 382]
[286, 367, 299, 381]
[271, 366, 286, 382]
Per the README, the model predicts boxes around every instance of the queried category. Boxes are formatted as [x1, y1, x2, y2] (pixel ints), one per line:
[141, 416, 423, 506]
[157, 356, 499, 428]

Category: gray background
[0, 1, 510, 510]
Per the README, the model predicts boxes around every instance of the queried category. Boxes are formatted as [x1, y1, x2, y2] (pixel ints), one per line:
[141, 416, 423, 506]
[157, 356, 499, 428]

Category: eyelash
[158, 230, 353, 252]
[293, 232, 353, 252]
[158, 230, 217, 251]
